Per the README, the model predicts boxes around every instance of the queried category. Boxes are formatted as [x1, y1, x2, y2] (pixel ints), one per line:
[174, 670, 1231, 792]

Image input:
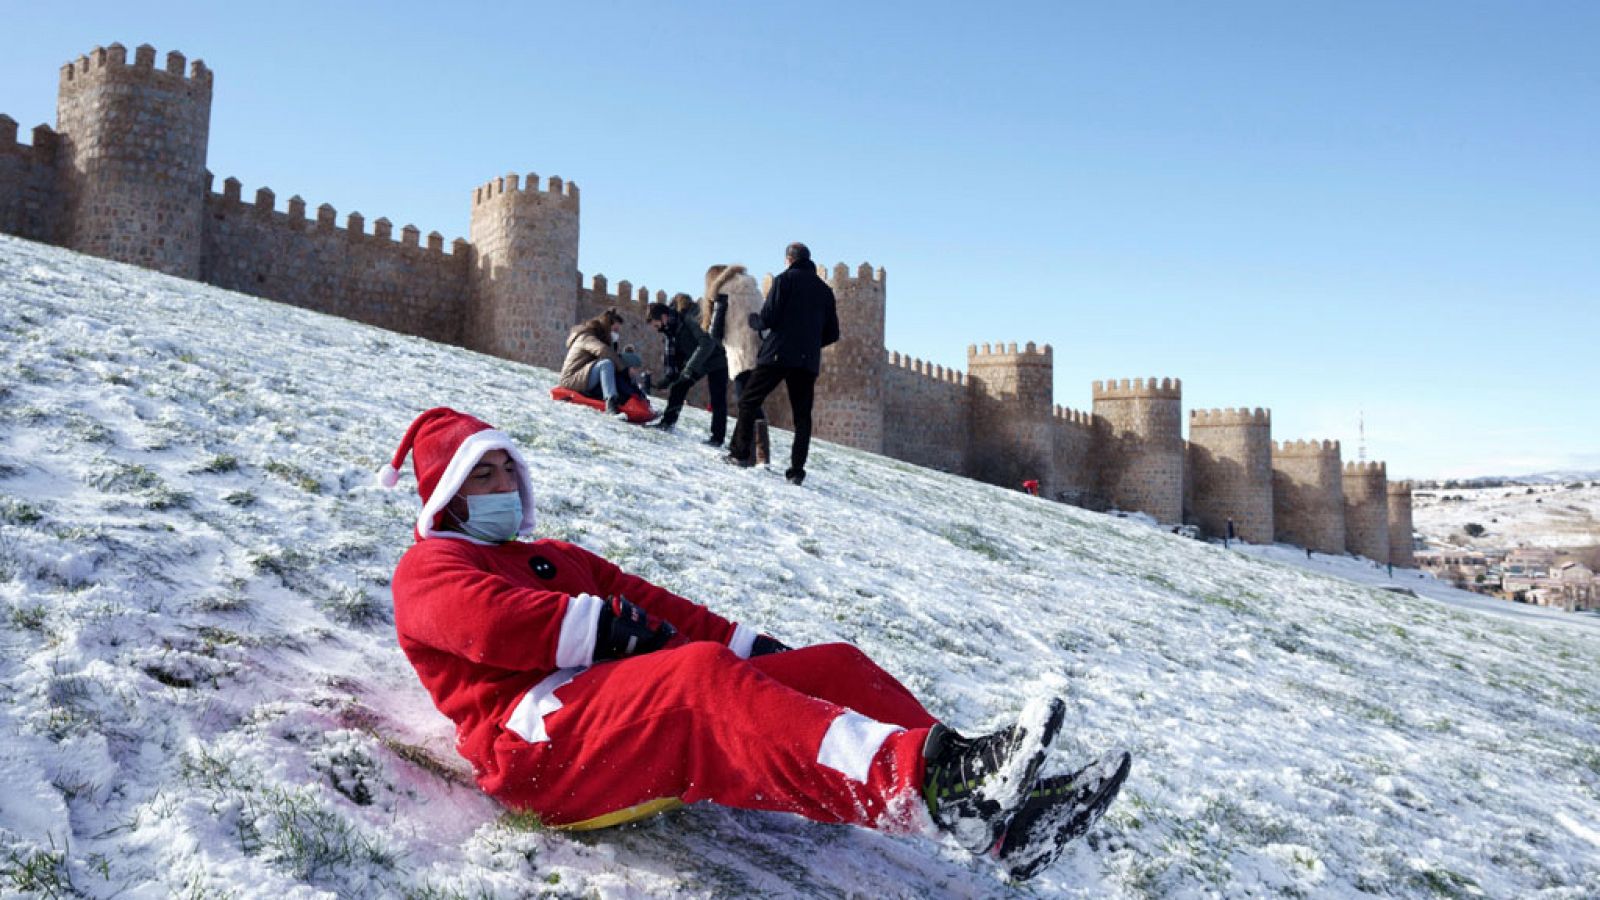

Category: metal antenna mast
[1358, 411, 1367, 462]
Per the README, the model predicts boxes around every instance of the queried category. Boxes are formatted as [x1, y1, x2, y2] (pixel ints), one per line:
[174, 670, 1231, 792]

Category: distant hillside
[2, 234, 1598, 898]
[1413, 483, 1600, 551]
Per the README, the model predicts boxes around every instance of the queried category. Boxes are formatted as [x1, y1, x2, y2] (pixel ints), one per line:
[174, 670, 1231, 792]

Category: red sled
[549, 388, 657, 424]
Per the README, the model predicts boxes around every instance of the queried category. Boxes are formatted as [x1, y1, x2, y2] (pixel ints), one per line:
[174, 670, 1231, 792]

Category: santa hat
[377, 407, 537, 541]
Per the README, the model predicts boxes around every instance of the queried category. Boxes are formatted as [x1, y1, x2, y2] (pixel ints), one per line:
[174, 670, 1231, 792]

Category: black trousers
[732, 370, 766, 421]
[660, 367, 728, 442]
[728, 364, 816, 478]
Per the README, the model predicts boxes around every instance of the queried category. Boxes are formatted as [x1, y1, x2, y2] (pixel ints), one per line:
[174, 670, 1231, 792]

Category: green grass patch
[264, 460, 322, 494]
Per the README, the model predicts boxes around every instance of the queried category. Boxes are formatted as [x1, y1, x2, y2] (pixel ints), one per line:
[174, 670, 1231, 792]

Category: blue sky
[4, 1, 1596, 479]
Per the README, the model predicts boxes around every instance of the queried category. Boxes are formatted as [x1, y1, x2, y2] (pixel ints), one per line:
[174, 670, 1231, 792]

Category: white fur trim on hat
[416, 429, 538, 542]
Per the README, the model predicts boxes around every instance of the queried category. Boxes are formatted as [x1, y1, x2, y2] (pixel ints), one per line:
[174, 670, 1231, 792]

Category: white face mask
[450, 491, 523, 543]
[611, 331, 621, 344]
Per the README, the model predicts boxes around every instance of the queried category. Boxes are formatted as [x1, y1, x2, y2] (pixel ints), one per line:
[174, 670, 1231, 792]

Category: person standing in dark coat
[725, 242, 840, 486]
[646, 297, 729, 444]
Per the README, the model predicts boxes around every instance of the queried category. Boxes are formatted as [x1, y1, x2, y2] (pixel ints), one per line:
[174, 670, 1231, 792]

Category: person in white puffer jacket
[703, 264, 770, 463]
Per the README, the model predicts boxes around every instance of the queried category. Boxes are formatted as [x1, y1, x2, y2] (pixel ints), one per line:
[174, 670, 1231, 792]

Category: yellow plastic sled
[554, 797, 685, 831]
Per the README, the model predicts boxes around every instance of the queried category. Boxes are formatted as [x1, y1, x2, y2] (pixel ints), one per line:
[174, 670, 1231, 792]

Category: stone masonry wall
[1092, 378, 1185, 523]
[813, 264, 886, 454]
[0, 119, 63, 243]
[883, 352, 969, 473]
[55, 44, 211, 278]
[1344, 461, 1391, 564]
[1051, 406, 1095, 506]
[1387, 481, 1416, 568]
[467, 173, 580, 371]
[199, 182, 469, 345]
[968, 343, 1056, 492]
[1188, 407, 1274, 543]
[1272, 440, 1345, 554]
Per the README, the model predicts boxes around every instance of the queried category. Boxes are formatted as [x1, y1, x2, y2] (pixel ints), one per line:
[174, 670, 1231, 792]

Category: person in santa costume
[381, 407, 1067, 852]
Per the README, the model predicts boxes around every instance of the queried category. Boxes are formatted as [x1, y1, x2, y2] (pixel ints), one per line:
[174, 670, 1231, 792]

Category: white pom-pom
[377, 463, 401, 489]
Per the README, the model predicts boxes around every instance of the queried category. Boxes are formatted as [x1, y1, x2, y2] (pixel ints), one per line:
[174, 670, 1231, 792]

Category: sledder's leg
[748, 642, 939, 731]
[486, 642, 930, 830]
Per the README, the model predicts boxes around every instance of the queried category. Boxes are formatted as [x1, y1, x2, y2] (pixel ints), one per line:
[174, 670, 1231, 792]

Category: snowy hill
[1412, 482, 1600, 551]
[2, 232, 1599, 898]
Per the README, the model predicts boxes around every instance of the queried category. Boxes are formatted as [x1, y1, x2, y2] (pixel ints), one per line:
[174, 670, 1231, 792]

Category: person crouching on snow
[378, 407, 1097, 868]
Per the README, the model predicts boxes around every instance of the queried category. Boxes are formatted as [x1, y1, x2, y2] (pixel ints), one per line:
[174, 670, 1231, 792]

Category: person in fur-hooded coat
[704, 265, 769, 455]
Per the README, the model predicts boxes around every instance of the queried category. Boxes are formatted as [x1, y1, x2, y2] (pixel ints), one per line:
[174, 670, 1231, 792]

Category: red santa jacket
[392, 535, 749, 779]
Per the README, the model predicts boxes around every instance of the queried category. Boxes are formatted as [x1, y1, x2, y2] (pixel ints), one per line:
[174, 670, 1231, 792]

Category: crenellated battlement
[1190, 407, 1271, 427]
[887, 350, 966, 385]
[0, 118, 59, 163]
[1273, 439, 1341, 456]
[1344, 461, 1387, 478]
[967, 341, 1053, 361]
[827, 261, 887, 285]
[1091, 377, 1182, 399]
[577, 272, 671, 315]
[1053, 404, 1093, 427]
[207, 176, 466, 256]
[472, 171, 579, 210]
[1387, 480, 1412, 496]
[59, 43, 212, 92]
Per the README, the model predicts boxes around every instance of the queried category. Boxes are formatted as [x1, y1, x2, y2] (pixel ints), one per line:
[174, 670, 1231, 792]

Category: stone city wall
[1271, 439, 1346, 554]
[200, 180, 470, 346]
[1344, 461, 1391, 565]
[1387, 481, 1416, 568]
[883, 352, 970, 474]
[55, 44, 212, 278]
[1050, 405, 1096, 506]
[1187, 407, 1274, 543]
[968, 342, 1056, 492]
[0, 119, 62, 243]
[1092, 377, 1185, 524]
[813, 264, 886, 454]
[0, 41, 1430, 567]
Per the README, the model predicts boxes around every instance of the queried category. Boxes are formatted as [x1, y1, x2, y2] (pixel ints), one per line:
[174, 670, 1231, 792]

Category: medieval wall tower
[1272, 440, 1345, 554]
[1343, 461, 1391, 564]
[467, 172, 580, 370]
[1188, 408, 1274, 543]
[1092, 378, 1185, 523]
[1387, 481, 1416, 568]
[967, 342, 1056, 491]
[813, 263, 886, 453]
[55, 43, 212, 278]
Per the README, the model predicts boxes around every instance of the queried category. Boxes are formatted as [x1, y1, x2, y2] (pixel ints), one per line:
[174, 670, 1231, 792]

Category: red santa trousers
[480, 641, 940, 829]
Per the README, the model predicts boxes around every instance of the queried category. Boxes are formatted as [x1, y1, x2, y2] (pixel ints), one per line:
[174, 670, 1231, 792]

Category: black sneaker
[998, 750, 1131, 881]
[703, 436, 723, 446]
[722, 453, 754, 469]
[922, 696, 1066, 855]
[785, 472, 805, 486]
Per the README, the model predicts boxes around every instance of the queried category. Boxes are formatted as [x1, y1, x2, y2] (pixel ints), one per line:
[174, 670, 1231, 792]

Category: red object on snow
[549, 387, 656, 423]
[1022, 479, 1040, 496]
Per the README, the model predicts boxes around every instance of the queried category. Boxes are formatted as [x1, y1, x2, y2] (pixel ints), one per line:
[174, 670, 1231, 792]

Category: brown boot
[754, 420, 771, 466]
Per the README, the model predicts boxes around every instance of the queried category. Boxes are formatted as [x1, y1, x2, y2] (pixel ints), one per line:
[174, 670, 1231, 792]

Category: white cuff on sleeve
[727, 622, 758, 659]
[556, 593, 604, 669]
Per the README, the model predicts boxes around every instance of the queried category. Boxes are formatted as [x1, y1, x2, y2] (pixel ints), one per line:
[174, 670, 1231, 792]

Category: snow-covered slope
[2, 233, 1598, 898]
[1413, 483, 1600, 551]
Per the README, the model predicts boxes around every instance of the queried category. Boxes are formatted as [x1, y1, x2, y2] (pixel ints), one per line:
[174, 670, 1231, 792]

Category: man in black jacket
[646, 298, 729, 444]
[725, 242, 840, 485]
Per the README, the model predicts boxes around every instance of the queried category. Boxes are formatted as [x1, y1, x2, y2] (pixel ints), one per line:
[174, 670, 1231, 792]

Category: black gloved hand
[746, 312, 763, 330]
[594, 595, 676, 660]
[749, 635, 791, 657]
